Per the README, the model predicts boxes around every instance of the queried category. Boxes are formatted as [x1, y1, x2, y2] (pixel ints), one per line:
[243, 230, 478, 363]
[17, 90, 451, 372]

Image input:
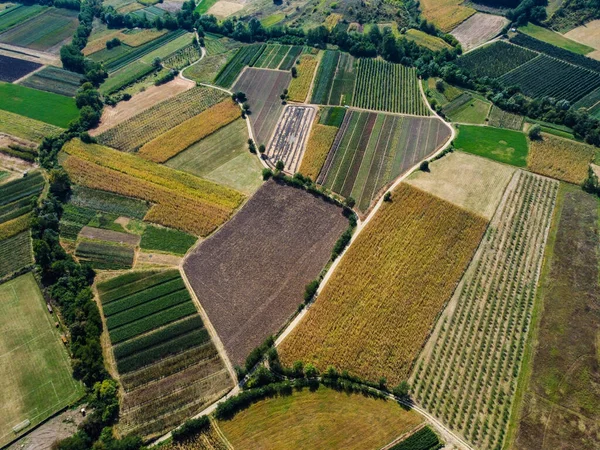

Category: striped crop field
[353, 59, 429, 115]
[214, 44, 266, 88]
[411, 171, 558, 450]
[318, 110, 451, 212]
[97, 270, 232, 441]
[310, 50, 340, 104]
[252, 44, 298, 70]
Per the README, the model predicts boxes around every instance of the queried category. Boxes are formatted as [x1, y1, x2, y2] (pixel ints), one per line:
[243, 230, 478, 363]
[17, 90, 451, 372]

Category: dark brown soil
[183, 179, 348, 365]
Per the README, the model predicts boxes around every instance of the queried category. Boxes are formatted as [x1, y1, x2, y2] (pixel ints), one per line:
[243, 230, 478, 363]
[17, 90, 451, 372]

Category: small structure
[47, 303, 53, 314]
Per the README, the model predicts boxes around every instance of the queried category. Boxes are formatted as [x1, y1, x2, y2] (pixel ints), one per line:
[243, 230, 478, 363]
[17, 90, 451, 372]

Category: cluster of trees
[507, 0, 549, 25]
[23, 0, 81, 10]
[171, 417, 210, 443]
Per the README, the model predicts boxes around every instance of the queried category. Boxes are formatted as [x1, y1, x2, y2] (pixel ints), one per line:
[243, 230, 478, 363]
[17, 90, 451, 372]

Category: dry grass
[83, 29, 168, 55]
[324, 13, 343, 31]
[279, 183, 488, 385]
[288, 54, 318, 102]
[527, 133, 595, 184]
[61, 139, 244, 236]
[298, 123, 338, 180]
[419, 0, 475, 32]
[0, 212, 31, 240]
[138, 99, 240, 163]
[218, 385, 424, 450]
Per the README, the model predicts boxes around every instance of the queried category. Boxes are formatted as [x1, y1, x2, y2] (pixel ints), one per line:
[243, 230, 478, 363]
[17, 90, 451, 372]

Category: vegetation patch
[405, 29, 453, 52]
[389, 427, 443, 450]
[279, 183, 488, 385]
[214, 44, 266, 88]
[140, 224, 197, 255]
[519, 23, 594, 55]
[487, 105, 524, 130]
[454, 124, 529, 167]
[0, 109, 62, 142]
[441, 93, 491, 124]
[288, 54, 318, 103]
[418, 0, 475, 32]
[0, 230, 32, 278]
[18, 66, 82, 97]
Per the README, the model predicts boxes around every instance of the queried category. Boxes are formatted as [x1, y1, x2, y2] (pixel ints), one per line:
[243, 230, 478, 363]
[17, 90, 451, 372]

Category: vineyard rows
[412, 171, 558, 450]
[252, 44, 295, 69]
[487, 106, 524, 131]
[573, 85, 600, 109]
[353, 59, 429, 115]
[456, 41, 538, 79]
[163, 42, 202, 70]
[310, 50, 340, 104]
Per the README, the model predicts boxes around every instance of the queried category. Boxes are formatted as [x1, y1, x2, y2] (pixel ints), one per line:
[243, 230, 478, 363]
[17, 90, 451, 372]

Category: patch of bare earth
[90, 77, 195, 136]
[564, 19, 600, 50]
[451, 13, 509, 51]
[207, 0, 244, 17]
[136, 252, 182, 267]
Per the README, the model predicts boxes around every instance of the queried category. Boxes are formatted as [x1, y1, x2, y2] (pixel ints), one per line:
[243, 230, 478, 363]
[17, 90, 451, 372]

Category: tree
[393, 381, 410, 400]
[528, 124, 542, 140]
[152, 57, 162, 69]
[49, 169, 71, 201]
[291, 66, 298, 77]
[275, 160, 285, 171]
[258, 144, 266, 154]
[345, 196, 356, 208]
[435, 79, 445, 92]
[262, 168, 273, 180]
[304, 279, 319, 302]
[242, 102, 250, 112]
[383, 192, 392, 202]
[420, 160, 430, 172]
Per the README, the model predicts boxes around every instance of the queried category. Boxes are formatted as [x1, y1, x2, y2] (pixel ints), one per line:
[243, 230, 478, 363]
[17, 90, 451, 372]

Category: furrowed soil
[183, 180, 348, 365]
[450, 13, 509, 51]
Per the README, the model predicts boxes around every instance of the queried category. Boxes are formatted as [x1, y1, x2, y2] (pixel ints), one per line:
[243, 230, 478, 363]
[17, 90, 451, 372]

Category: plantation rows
[70, 186, 149, 220]
[252, 44, 291, 69]
[412, 172, 558, 450]
[75, 240, 134, 270]
[389, 426, 442, 450]
[573, 85, 600, 109]
[487, 106, 524, 131]
[0, 172, 44, 225]
[214, 44, 265, 88]
[354, 59, 429, 115]
[0, 231, 33, 279]
[279, 45, 304, 70]
[456, 41, 538, 79]
[163, 42, 202, 70]
[500, 54, 600, 103]
[310, 50, 340, 105]
[59, 203, 120, 241]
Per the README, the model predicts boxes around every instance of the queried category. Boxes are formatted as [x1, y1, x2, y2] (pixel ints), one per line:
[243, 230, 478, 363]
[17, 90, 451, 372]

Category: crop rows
[456, 41, 538, 79]
[103, 278, 185, 315]
[163, 42, 202, 70]
[70, 186, 149, 220]
[0, 230, 33, 278]
[253, 44, 286, 68]
[101, 269, 180, 303]
[500, 54, 600, 103]
[310, 50, 340, 104]
[573, 85, 600, 109]
[328, 52, 356, 106]
[389, 427, 442, 450]
[279, 45, 304, 70]
[487, 106, 524, 130]
[353, 59, 429, 115]
[98, 87, 228, 152]
[19, 66, 82, 97]
[75, 240, 134, 270]
[412, 171, 558, 450]
[0, 172, 44, 225]
[214, 44, 266, 88]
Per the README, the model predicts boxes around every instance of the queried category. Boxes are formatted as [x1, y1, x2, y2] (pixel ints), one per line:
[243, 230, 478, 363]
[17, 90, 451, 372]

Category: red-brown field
[232, 68, 291, 147]
[183, 180, 349, 365]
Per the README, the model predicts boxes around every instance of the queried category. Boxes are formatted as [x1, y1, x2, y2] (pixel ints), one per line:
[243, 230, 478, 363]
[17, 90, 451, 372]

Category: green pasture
[0, 4, 46, 33]
[518, 23, 594, 55]
[454, 124, 529, 167]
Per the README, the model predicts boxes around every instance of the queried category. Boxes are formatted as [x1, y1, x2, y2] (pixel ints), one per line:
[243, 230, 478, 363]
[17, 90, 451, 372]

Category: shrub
[419, 160, 430, 172]
[304, 279, 319, 303]
[528, 124, 542, 140]
[172, 416, 210, 443]
[383, 192, 392, 202]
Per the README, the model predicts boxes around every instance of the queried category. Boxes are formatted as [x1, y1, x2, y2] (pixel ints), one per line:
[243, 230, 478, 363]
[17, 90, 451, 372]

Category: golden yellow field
[61, 139, 244, 235]
[138, 100, 241, 163]
[419, 0, 475, 32]
[324, 13, 343, 31]
[0, 213, 31, 240]
[279, 183, 488, 385]
[527, 133, 596, 184]
[298, 123, 338, 180]
[83, 28, 168, 55]
[288, 55, 319, 103]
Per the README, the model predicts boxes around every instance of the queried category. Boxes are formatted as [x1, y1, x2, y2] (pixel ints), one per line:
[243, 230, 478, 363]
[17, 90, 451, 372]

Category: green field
[454, 124, 529, 167]
[443, 94, 491, 125]
[0, 231, 33, 278]
[140, 225, 197, 256]
[0, 273, 84, 447]
[165, 119, 263, 195]
[0, 4, 46, 33]
[0, 109, 63, 142]
[0, 83, 78, 127]
[19, 66, 82, 97]
[194, 0, 219, 14]
[519, 23, 594, 55]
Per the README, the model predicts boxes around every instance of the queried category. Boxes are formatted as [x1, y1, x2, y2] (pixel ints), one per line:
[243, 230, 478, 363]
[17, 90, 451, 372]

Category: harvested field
[512, 186, 600, 450]
[454, 124, 529, 167]
[97, 86, 228, 152]
[232, 68, 291, 146]
[0, 230, 32, 278]
[206, 0, 244, 17]
[279, 183, 488, 385]
[450, 13, 509, 51]
[138, 99, 241, 163]
[564, 19, 600, 59]
[419, 0, 475, 32]
[288, 54, 318, 102]
[97, 270, 233, 441]
[319, 110, 451, 212]
[0, 273, 84, 448]
[412, 171, 558, 450]
[0, 53, 40, 82]
[91, 76, 194, 135]
[165, 119, 262, 195]
[298, 123, 339, 180]
[183, 180, 349, 365]
[406, 151, 515, 219]
[218, 385, 424, 450]
[79, 226, 140, 246]
[527, 133, 595, 184]
[61, 139, 245, 236]
[0, 7, 78, 53]
[18, 66, 82, 97]
[266, 105, 316, 173]
[136, 251, 181, 268]
[487, 105, 524, 130]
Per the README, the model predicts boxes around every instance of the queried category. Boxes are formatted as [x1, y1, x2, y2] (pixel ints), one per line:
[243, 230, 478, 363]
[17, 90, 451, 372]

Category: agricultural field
[564, 19, 600, 60]
[0, 109, 61, 143]
[140, 225, 196, 256]
[406, 151, 515, 220]
[450, 13, 509, 51]
[0, 230, 32, 278]
[441, 92, 491, 124]
[266, 105, 316, 173]
[0, 4, 46, 33]
[19, 66, 82, 97]
[405, 29, 453, 52]
[97, 270, 233, 440]
[217, 385, 425, 450]
[279, 183, 488, 385]
[454, 124, 529, 167]
[412, 171, 558, 450]
[0, 7, 78, 53]
[0, 54, 40, 82]
[61, 139, 245, 236]
[232, 68, 291, 146]
[353, 59, 429, 115]
[138, 99, 240, 163]
[0, 273, 84, 448]
[519, 22, 594, 55]
[97, 86, 228, 152]
[319, 110, 451, 212]
[310, 50, 340, 105]
[214, 44, 265, 88]
[183, 180, 348, 365]
[0, 82, 78, 127]
[165, 119, 263, 195]
[423, 78, 463, 107]
[75, 239, 135, 270]
[418, 0, 475, 32]
[487, 105, 524, 130]
[456, 41, 538, 78]
[252, 44, 295, 69]
[288, 53, 318, 103]
[162, 41, 202, 70]
[0, 170, 43, 222]
[512, 186, 600, 450]
[527, 133, 596, 184]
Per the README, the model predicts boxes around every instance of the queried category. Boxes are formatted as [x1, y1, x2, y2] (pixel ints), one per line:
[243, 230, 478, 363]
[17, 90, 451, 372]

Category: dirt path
[0, 44, 60, 66]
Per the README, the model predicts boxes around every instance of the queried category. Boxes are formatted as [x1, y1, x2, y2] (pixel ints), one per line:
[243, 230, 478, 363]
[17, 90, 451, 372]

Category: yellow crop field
[61, 140, 244, 235]
[288, 55, 318, 103]
[84, 28, 168, 55]
[138, 100, 240, 163]
[0, 213, 31, 240]
[298, 124, 338, 180]
[527, 133, 595, 184]
[279, 183, 488, 385]
[324, 13, 343, 31]
[419, 0, 475, 32]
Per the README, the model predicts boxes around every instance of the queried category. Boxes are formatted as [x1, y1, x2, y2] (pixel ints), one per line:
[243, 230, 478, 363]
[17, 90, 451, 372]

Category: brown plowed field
[450, 13, 509, 51]
[183, 180, 348, 365]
